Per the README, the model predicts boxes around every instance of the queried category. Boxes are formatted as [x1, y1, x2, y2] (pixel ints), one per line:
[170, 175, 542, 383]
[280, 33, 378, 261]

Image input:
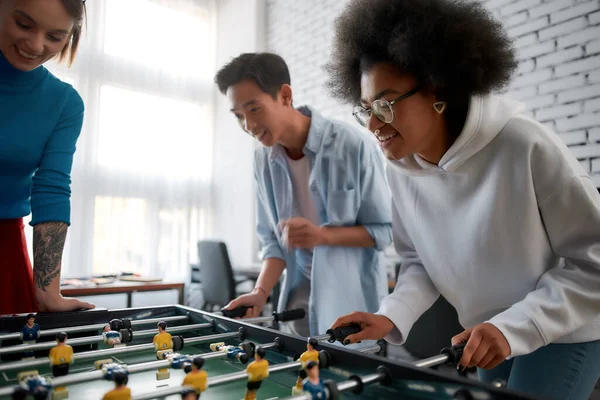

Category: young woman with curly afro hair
[327, 0, 600, 398]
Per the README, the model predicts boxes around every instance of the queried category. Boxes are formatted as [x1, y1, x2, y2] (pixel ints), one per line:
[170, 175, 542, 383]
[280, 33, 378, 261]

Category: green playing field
[0, 340, 466, 400]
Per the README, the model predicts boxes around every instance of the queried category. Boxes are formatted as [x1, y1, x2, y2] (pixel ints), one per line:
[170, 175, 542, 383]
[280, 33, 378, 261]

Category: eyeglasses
[352, 87, 420, 127]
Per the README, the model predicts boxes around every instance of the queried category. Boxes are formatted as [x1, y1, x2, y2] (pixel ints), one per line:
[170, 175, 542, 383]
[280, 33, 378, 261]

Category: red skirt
[0, 219, 37, 315]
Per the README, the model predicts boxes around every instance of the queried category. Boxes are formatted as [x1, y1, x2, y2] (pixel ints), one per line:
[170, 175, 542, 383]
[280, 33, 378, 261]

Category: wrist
[252, 286, 269, 302]
[34, 289, 61, 311]
[378, 314, 396, 334]
[319, 227, 331, 246]
[34, 287, 60, 301]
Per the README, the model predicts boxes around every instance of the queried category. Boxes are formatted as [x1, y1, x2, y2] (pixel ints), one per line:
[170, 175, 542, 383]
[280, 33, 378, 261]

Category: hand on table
[35, 290, 95, 313]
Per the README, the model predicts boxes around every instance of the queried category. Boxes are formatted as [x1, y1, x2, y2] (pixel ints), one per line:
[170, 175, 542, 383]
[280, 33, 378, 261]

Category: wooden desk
[61, 281, 185, 308]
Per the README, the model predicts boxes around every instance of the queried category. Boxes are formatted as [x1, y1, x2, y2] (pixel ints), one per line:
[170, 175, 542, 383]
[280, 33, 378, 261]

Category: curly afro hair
[325, 0, 517, 104]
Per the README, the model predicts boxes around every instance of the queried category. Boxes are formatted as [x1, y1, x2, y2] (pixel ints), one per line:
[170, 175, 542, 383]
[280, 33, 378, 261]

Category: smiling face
[359, 63, 448, 163]
[226, 79, 293, 147]
[0, 0, 74, 71]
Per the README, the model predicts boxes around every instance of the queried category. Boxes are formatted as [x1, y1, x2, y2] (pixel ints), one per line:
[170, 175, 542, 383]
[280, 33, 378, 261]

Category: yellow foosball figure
[102, 371, 131, 400]
[48, 332, 73, 400]
[244, 347, 269, 400]
[153, 321, 173, 380]
[292, 338, 319, 394]
[181, 356, 208, 397]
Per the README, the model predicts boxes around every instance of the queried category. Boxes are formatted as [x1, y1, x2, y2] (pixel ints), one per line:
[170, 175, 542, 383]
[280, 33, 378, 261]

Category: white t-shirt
[284, 154, 319, 337]
[287, 155, 319, 279]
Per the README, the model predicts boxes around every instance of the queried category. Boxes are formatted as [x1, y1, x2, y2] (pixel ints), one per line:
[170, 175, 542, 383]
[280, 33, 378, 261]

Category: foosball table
[0, 305, 543, 400]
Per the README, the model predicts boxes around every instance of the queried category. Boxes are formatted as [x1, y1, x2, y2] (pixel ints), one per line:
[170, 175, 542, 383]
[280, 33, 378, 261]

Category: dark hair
[56, 332, 67, 342]
[57, 0, 87, 66]
[325, 0, 517, 105]
[255, 346, 266, 359]
[26, 313, 35, 320]
[308, 338, 318, 349]
[305, 361, 318, 370]
[192, 356, 205, 370]
[113, 371, 128, 386]
[157, 321, 167, 330]
[180, 388, 198, 400]
[215, 52, 291, 99]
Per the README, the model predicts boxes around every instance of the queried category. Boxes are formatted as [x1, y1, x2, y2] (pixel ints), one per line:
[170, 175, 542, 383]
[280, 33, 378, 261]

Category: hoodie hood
[388, 94, 526, 175]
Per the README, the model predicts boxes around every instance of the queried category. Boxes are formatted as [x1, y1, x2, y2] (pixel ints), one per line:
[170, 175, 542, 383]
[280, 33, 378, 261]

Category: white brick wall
[490, 0, 600, 186]
[266, 0, 354, 125]
[266, 0, 600, 186]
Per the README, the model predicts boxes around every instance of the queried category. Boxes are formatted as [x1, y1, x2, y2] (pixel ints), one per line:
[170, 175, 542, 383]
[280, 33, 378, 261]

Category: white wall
[211, 0, 266, 267]
[485, 0, 600, 186]
[266, 0, 600, 186]
[266, 0, 354, 124]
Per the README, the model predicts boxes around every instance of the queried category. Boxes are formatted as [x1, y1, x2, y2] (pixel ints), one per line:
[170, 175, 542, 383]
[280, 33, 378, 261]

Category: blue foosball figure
[12, 373, 52, 400]
[20, 314, 40, 359]
[209, 342, 249, 364]
[302, 361, 326, 400]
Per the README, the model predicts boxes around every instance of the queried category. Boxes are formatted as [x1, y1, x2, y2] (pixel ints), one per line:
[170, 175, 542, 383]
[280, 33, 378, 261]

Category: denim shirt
[253, 105, 393, 335]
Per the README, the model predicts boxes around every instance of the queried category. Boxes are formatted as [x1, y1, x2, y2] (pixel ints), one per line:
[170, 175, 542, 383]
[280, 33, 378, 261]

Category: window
[41, 0, 217, 280]
[97, 85, 213, 179]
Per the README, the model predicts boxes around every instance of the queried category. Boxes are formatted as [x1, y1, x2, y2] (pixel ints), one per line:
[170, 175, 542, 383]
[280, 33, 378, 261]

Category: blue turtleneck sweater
[0, 50, 84, 226]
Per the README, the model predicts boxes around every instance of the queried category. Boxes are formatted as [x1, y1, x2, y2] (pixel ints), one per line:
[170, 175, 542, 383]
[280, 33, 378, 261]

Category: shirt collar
[269, 105, 325, 161]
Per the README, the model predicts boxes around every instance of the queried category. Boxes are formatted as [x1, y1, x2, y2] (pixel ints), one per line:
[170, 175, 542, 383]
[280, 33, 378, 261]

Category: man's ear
[279, 84, 293, 107]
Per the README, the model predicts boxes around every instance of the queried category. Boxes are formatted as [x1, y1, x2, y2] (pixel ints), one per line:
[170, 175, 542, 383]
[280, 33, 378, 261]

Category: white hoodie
[378, 94, 600, 358]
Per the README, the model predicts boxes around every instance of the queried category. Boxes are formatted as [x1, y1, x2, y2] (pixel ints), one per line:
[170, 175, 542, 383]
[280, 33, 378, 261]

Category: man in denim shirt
[216, 53, 392, 336]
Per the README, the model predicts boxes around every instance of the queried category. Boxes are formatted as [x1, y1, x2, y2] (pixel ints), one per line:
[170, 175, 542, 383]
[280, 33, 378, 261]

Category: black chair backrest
[197, 241, 236, 307]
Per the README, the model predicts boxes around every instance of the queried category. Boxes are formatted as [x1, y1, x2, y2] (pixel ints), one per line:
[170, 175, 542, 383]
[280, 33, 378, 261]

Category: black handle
[325, 324, 361, 343]
[273, 308, 306, 322]
[440, 343, 466, 364]
[220, 306, 250, 319]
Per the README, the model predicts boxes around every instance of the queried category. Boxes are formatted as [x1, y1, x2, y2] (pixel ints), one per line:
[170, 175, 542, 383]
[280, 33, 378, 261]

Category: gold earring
[433, 102, 447, 114]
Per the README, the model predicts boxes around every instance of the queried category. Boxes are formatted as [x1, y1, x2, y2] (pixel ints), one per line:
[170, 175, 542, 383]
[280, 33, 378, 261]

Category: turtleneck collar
[0, 48, 46, 90]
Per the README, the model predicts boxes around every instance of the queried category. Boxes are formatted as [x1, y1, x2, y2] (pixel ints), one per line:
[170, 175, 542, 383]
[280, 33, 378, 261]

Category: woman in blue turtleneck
[0, 0, 94, 314]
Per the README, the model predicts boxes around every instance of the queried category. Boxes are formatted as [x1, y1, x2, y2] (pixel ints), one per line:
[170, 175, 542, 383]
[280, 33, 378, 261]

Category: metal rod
[311, 334, 330, 342]
[337, 372, 387, 393]
[0, 316, 188, 342]
[132, 360, 302, 400]
[279, 371, 388, 400]
[413, 354, 449, 368]
[131, 339, 381, 399]
[0, 331, 241, 374]
[0, 322, 213, 357]
[240, 316, 272, 324]
[356, 344, 382, 354]
[0, 348, 240, 397]
[0, 335, 104, 355]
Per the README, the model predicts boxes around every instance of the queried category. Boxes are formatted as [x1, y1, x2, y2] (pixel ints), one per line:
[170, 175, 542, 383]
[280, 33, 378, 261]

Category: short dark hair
[113, 371, 128, 386]
[26, 313, 35, 321]
[325, 0, 517, 105]
[180, 388, 198, 400]
[308, 338, 318, 349]
[305, 361, 318, 370]
[58, 0, 87, 66]
[192, 356, 204, 370]
[255, 346, 266, 359]
[56, 332, 67, 343]
[215, 53, 291, 99]
[157, 321, 167, 330]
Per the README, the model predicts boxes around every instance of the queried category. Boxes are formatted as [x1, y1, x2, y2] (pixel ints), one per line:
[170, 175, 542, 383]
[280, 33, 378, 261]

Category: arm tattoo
[33, 222, 67, 291]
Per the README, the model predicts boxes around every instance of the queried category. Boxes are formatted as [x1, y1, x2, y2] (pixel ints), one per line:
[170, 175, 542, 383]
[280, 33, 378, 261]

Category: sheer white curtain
[25, 0, 217, 282]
